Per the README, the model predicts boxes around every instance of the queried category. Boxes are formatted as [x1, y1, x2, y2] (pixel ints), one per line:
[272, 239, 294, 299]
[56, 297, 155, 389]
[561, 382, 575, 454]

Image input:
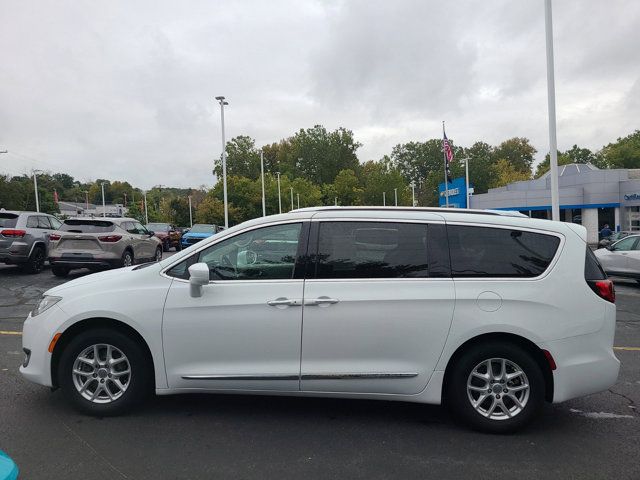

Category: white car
[594, 234, 640, 283]
[20, 207, 619, 433]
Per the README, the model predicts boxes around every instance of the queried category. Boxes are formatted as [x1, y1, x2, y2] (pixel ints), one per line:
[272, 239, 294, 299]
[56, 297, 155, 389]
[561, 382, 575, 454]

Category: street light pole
[215, 96, 230, 228]
[260, 150, 266, 217]
[297, 193, 300, 209]
[83, 190, 89, 212]
[410, 182, 416, 207]
[276, 172, 282, 214]
[100, 182, 106, 218]
[32, 170, 41, 212]
[290, 187, 294, 211]
[544, 0, 560, 221]
[383, 192, 386, 206]
[464, 157, 470, 209]
[334, 197, 337, 206]
[188, 195, 193, 227]
[394, 188, 398, 206]
[144, 191, 149, 224]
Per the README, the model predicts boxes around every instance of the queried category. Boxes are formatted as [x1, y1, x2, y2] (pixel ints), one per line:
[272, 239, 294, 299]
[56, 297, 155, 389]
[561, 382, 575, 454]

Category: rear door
[607, 236, 639, 274]
[300, 219, 455, 395]
[622, 237, 640, 274]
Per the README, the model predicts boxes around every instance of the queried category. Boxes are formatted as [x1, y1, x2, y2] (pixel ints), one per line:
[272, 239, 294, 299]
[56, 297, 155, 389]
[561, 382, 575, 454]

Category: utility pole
[276, 172, 282, 214]
[260, 150, 266, 216]
[100, 182, 106, 217]
[32, 170, 42, 212]
[544, 0, 560, 221]
[188, 196, 193, 227]
[215, 96, 230, 228]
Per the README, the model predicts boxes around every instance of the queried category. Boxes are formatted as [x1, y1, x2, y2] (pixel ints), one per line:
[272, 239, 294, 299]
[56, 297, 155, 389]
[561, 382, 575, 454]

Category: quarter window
[26, 216, 38, 228]
[314, 221, 447, 279]
[447, 225, 560, 278]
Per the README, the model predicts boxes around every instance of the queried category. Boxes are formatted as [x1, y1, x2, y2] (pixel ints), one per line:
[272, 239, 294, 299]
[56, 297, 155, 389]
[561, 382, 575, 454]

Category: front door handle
[267, 297, 301, 307]
[305, 297, 340, 306]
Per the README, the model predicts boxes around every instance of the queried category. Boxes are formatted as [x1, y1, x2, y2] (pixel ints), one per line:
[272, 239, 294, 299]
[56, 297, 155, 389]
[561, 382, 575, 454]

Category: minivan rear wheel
[446, 342, 544, 434]
[57, 328, 152, 416]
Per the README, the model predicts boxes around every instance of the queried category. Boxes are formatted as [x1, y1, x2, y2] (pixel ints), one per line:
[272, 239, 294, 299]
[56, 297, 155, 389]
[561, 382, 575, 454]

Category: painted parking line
[614, 346, 640, 351]
[0, 331, 22, 335]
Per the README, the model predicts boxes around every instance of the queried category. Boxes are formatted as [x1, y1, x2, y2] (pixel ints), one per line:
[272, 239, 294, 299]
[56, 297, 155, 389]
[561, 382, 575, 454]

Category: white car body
[594, 234, 640, 280]
[21, 208, 619, 421]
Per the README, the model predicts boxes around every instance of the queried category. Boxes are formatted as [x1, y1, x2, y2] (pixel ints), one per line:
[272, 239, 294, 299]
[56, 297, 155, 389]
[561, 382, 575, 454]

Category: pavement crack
[61, 421, 130, 479]
[608, 388, 639, 416]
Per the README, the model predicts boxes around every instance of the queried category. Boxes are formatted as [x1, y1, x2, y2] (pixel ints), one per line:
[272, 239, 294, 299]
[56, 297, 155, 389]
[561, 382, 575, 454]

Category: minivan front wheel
[446, 342, 544, 434]
[58, 328, 152, 416]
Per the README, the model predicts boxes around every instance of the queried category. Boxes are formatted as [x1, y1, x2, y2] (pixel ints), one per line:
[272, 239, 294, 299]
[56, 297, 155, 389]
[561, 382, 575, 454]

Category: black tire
[162, 240, 169, 252]
[120, 249, 134, 268]
[51, 266, 70, 277]
[175, 241, 182, 252]
[154, 247, 163, 262]
[23, 245, 46, 274]
[446, 342, 545, 434]
[57, 328, 152, 416]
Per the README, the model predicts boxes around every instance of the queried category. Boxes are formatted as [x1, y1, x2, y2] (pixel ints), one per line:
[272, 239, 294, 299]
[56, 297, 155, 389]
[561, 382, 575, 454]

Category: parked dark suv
[0, 210, 62, 273]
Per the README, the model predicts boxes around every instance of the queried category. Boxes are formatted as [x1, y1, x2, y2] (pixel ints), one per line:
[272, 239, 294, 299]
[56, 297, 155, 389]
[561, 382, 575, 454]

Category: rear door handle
[305, 297, 340, 306]
[267, 298, 301, 307]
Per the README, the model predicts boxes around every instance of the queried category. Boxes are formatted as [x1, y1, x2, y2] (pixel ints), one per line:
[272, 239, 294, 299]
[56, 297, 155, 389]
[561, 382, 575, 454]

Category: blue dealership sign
[438, 177, 470, 208]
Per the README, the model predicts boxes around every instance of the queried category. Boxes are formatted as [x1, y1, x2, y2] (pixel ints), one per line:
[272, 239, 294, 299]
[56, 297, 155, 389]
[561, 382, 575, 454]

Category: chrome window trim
[160, 219, 306, 283]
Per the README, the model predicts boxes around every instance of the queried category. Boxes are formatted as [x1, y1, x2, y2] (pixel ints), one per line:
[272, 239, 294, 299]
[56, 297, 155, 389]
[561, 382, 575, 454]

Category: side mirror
[607, 245, 614, 251]
[188, 262, 210, 297]
[147, 230, 155, 237]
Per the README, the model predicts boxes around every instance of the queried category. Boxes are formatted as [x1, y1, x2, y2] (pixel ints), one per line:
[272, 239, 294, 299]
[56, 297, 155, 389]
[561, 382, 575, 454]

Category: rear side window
[314, 221, 448, 279]
[0, 214, 18, 228]
[61, 220, 115, 233]
[26, 216, 38, 228]
[447, 225, 560, 278]
[585, 247, 607, 280]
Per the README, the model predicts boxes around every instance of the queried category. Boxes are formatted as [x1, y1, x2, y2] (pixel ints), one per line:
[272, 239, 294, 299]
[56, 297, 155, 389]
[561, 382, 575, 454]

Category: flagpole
[442, 121, 449, 208]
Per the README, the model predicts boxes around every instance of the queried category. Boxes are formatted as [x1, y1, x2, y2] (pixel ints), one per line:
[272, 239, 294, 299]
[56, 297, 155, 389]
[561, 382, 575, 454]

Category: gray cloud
[0, 0, 638, 189]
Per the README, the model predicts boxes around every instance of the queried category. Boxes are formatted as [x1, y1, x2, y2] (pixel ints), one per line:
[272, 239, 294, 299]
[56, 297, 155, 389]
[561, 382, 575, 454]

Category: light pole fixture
[32, 169, 42, 212]
[215, 96, 230, 228]
[276, 172, 282, 214]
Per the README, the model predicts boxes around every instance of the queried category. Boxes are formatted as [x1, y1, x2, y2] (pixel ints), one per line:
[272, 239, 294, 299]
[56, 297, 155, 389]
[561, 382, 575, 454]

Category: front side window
[612, 236, 639, 251]
[133, 222, 148, 235]
[49, 217, 62, 230]
[314, 221, 446, 279]
[447, 225, 560, 278]
[167, 223, 303, 281]
[37, 216, 52, 229]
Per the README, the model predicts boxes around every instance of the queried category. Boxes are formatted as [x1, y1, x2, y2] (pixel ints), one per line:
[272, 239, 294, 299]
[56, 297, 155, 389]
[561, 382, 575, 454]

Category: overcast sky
[1, 0, 638, 189]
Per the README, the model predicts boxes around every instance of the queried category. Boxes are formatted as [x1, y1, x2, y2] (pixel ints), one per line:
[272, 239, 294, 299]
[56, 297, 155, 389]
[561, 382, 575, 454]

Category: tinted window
[168, 223, 302, 281]
[26, 216, 38, 228]
[147, 223, 170, 232]
[315, 221, 443, 279]
[190, 224, 217, 234]
[585, 247, 607, 280]
[37, 216, 52, 229]
[0, 214, 18, 228]
[61, 220, 115, 233]
[612, 236, 639, 251]
[133, 222, 148, 235]
[49, 217, 62, 230]
[447, 225, 560, 278]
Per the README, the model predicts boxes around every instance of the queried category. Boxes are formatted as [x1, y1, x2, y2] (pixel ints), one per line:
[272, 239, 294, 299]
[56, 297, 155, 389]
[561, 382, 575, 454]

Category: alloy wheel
[466, 358, 530, 420]
[72, 343, 131, 404]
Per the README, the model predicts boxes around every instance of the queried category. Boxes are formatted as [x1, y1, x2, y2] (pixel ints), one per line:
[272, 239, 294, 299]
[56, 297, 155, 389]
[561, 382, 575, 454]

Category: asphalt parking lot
[0, 261, 639, 479]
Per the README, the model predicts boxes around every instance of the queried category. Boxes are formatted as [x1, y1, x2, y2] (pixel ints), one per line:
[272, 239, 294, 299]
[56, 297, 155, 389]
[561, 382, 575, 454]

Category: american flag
[442, 129, 454, 182]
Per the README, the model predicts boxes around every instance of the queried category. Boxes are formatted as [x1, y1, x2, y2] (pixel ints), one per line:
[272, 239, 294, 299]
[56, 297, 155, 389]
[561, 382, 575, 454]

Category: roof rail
[291, 206, 526, 217]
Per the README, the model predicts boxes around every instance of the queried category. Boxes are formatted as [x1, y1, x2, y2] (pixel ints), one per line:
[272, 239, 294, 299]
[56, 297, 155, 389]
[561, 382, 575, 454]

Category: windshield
[146, 223, 170, 232]
[0, 213, 18, 228]
[61, 220, 115, 233]
[189, 224, 216, 234]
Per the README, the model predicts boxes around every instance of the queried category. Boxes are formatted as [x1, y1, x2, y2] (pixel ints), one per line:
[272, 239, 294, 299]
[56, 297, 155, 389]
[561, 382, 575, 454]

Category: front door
[300, 220, 455, 395]
[162, 222, 307, 391]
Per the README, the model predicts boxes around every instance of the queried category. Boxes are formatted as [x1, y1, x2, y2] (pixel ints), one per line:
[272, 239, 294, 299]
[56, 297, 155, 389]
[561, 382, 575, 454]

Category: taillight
[588, 279, 615, 303]
[49, 233, 61, 241]
[1, 229, 26, 238]
[98, 235, 122, 243]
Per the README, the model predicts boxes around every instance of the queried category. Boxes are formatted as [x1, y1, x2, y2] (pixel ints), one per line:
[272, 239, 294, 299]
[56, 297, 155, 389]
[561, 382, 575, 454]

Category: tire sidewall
[58, 328, 151, 416]
[121, 250, 133, 267]
[447, 342, 545, 434]
[155, 247, 162, 262]
[26, 246, 46, 273]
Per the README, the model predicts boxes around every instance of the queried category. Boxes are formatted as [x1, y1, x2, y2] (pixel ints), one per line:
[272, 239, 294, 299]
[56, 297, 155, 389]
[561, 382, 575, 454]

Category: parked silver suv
[48, 217, 162, 277]
[0, 210, 62, 273]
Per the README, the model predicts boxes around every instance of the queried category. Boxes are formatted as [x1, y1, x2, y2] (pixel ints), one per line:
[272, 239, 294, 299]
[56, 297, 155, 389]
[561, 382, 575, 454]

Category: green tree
[333, 169, 363, 206]
[602, 130, 640, 169]
[492, 137, 536, 175]
[463, 141, 497, 194]
[492, 159, 531, 187]
[214, 135, 262, 180]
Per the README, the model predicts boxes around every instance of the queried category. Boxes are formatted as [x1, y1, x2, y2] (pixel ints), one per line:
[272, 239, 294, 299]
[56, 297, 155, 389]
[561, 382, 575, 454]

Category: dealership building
[439, 163, 640, 244]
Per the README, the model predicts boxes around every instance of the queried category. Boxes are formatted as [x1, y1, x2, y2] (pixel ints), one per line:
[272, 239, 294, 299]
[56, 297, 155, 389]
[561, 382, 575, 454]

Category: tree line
[1, 127, 638, 226]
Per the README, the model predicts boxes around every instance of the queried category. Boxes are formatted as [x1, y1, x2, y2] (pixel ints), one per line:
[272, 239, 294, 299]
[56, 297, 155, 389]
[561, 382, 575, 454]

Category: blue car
[0, 451, 18, 480]
[180, 224, 220, 248]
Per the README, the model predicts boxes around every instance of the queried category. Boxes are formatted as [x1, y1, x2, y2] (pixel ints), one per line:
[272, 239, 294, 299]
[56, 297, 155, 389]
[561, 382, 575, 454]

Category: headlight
[32, 295, 62, 317]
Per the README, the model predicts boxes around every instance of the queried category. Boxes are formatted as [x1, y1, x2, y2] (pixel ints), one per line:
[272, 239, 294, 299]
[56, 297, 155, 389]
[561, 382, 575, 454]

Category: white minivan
[21, 207, 620, 433]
